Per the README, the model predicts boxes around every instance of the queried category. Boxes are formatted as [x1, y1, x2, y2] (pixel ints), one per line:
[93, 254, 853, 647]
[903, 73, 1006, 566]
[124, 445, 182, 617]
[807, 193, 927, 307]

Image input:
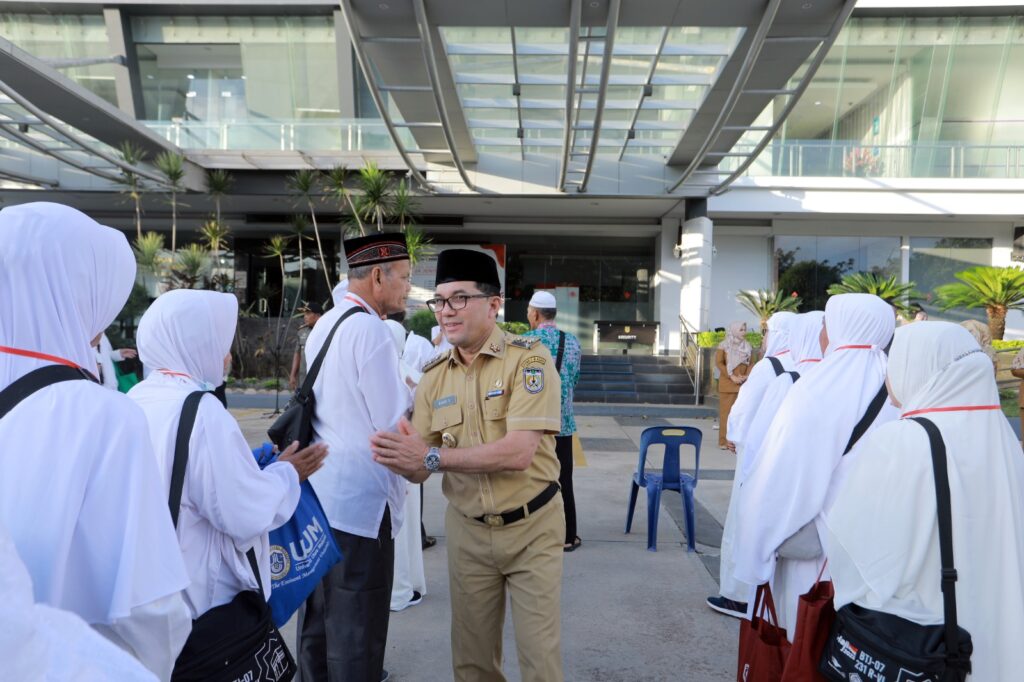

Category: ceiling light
[185, 91, 197, 98]
[186, 74, 195, 80]
[814, 100, 821, 106]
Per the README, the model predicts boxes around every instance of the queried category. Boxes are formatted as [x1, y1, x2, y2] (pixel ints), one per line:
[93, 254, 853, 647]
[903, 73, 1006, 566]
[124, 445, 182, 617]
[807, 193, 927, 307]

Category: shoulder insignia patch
[422, 353, 449, 373]
[508, 336, 540, 350]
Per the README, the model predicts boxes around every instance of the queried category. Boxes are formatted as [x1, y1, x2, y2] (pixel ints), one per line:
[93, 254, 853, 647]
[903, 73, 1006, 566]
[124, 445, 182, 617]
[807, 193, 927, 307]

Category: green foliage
[777, 260, 848, 312]
[935, 266, 1024, 339]
[200, 219, 230, 253]
[403, 225, 432, 267]
[206, 168, 233, 196]
[736, 289, 802, 331]
[993, 339, 1024, 351]
[355, 161, 394, 232]
[407, 309, 436, 340]
[286, 169, 322, 198]
[326, 165, 366, 236]
[168, 243, 208, 289]
[154, 151, 185, 186]
[827, 272, 920, 316]
[499, 321, 531, 335]
[118, 141, 147, 240]
[696, 331, 763, 348]
[133, 232, 165, 272]
[393, 180, 417, 230]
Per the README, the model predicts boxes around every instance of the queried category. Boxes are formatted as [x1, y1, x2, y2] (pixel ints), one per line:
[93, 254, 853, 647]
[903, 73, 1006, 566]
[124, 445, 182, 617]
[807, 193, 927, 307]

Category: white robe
[0, 202, 191, 680]
[825, 322, 1024, 682]
[132, 289, 301, 618]
[96, 333, 122, 390]
[0, 520, 158, 681]
[733, 294, 897, 638]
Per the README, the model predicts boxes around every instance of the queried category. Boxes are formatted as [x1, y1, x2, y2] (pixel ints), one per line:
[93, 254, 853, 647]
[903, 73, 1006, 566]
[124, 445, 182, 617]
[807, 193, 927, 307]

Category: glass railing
[723, 140, 1024, 180]
[141, 119, 414, 152]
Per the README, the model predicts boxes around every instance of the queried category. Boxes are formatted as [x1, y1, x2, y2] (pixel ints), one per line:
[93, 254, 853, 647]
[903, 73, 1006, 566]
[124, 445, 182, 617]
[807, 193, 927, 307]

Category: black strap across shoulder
[842, 382, 889, 455]
[294, 306, 366, 405]
[767, 356, 785, 376]
[785, 370, 800, 383]
[0, 364, 96, 421]
[168, 390, 265, 594]
[907, 416, 967, 670]
[555, 331, 566, 373]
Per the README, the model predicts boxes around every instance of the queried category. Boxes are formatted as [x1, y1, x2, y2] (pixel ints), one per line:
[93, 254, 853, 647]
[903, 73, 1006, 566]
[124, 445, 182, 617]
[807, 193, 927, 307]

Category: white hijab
[0, 202, 135, 382]
[826, 322, 1024, 681]
[0, 201, 188, 625]
[137, 289, 237, 389]
[726, 312, 797, 449]
[733, 294, 897, 586]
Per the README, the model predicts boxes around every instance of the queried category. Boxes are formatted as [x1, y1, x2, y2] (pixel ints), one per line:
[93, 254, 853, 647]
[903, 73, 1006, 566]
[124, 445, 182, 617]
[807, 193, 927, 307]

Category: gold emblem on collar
[442, 432, 457, 448]
[489, 342, 502, 354]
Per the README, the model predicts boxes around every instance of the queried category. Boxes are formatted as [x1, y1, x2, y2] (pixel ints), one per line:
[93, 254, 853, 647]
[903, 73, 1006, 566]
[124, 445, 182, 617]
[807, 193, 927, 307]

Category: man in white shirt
[297, 233, 413, 682]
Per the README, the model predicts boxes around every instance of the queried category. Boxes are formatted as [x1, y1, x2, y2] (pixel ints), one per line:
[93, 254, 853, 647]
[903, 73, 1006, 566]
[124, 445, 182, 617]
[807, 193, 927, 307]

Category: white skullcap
[529, 291, 557, 309]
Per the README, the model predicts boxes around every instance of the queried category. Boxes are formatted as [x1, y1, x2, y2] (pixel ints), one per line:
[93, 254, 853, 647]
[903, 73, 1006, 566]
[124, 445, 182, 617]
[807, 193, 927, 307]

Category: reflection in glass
[909, 237, 992, 321]
[775, 236, 900, 311]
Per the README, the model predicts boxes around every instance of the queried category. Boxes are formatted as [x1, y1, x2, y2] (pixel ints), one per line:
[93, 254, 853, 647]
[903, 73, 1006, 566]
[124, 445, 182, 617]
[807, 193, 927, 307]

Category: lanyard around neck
[902, 405, 1001, 418]
[344, 295, 370, 314]
[0, 345, 82, 369]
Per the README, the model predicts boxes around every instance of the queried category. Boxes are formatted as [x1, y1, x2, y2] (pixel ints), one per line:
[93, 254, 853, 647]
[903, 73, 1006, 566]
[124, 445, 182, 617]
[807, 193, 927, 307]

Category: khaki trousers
[719, 390, 738, 446]
[445, 494, 565, 682]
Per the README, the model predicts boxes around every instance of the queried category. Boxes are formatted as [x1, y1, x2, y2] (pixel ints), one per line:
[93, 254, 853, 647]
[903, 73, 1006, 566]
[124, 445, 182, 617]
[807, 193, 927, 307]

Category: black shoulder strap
[168, 391, 208, 528]
[296, 306, 366, 403]
[842, 383, 889, 455]
[785, 370, 801, 383]
[555, 331, 566, 373]
[0, 364, 95, 421]
[907, 416, 965, 669]
[767, 356, 785, 376]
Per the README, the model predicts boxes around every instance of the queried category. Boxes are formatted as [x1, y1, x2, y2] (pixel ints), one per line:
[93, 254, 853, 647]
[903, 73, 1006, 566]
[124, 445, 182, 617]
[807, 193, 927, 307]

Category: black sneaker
[408, 590, 423, 607]
[706, 595, 747, 619]
[381, 671, 390, 682]
[422, 535, 437, 549]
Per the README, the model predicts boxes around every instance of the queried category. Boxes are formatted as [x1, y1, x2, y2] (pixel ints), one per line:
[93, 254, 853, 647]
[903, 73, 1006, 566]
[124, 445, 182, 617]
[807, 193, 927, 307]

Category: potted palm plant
[935, 265, 1024, 340]
[736, 289, 802, 334]
[827, 272, 920, 318]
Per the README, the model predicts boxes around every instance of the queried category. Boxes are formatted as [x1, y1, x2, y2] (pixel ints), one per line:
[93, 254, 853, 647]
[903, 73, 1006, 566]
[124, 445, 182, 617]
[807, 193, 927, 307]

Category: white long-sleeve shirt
[306, 292, 411, 539]
[130, 375, 300, 618]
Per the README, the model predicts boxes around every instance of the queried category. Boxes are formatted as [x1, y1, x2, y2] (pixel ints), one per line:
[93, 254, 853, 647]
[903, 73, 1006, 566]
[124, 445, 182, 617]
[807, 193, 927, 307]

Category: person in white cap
[525, 290, 583, 551]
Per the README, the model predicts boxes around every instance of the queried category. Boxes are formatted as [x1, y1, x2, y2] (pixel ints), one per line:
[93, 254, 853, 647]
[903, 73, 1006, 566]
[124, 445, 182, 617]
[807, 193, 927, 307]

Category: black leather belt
[473, 482, 560, 527]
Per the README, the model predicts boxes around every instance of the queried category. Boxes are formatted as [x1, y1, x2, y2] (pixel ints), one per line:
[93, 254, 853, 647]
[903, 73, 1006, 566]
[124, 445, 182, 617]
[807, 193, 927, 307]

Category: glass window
[1, 14, 117, 105]
[131, 16, 340, 124]
[909, 237, 992, 321]
[775, 235, 901, 311]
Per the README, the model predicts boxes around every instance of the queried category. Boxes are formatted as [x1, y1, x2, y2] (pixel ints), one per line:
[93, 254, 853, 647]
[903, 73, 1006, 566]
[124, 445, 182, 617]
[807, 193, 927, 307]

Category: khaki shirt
[412, 325, 561, 518]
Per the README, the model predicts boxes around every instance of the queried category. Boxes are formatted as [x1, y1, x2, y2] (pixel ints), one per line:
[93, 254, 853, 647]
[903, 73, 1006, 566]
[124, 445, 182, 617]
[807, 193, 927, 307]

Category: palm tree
[289, 215, 311, 317]
[326, 165, 366, 237]
[736, 289, 802, 334]
[393, 179, 416, 231]
[403, 225, 431, 267]
[355, 160, 393, 233]
[827, 272, 920, 317]
[169, 243, 208, 290]
[200, 218, 231, 255]
[286, 169, 332, 293]
[206, 169, 233, 226]
[154, 151, 186, 253]
[118, 141, 147, 241]
[133, 231, 165, 293]
[935, 265, 1024, 340]
[262, 235, 291, 411]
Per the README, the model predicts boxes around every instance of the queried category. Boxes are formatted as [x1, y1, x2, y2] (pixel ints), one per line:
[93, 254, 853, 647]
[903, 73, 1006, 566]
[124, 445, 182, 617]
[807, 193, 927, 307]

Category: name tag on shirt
[486, 389, 505, 398]
[434, 395, 457, 408]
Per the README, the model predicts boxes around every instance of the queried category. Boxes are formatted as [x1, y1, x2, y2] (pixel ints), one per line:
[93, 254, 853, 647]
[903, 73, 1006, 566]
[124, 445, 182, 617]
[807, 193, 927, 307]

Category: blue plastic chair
[625, 426, 702, 552]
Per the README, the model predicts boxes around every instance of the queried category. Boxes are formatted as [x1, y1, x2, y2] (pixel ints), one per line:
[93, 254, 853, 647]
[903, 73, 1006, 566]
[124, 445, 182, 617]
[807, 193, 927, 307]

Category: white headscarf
[0, 202, 135, 382]
[137, 289, 237, 389]
[719, 321, 752, 374]
[733, 294, 897, 587]
[826, 322, 1024, 681]
[0, 201, 189, 626]
[727, 312, 797, 450]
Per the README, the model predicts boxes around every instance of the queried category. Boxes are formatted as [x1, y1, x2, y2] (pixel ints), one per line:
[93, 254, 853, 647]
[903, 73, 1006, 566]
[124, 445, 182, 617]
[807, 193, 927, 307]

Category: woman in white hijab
[0, 519, 157, 681]
[725, 311, 797, 454]
[732, 294, 897, 638]
[825, 321, 1024, 681]
[0, 202, 190, 680]
[130, 289, 327, 625]
[710, 311, 823, 617]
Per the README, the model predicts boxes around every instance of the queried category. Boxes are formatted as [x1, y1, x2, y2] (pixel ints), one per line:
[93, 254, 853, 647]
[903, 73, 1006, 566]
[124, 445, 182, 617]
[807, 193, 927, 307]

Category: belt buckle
[483, 514, 504, 527]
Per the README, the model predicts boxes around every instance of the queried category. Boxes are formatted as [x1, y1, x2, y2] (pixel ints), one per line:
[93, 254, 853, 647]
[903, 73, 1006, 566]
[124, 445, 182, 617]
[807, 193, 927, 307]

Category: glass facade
[0, 13, 118, 105]
[774, 236, 901, 311]
[909, 237, 992, 321]
[727, 16, 1024, 179]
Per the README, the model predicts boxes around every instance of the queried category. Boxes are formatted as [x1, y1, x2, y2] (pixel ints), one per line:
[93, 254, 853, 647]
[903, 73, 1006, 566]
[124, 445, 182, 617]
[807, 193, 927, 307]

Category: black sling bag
[0, 364, 95, 420]
[820, 416, 973, 681]
[268, 306, 366, 450]
[170, 391, 296, 682]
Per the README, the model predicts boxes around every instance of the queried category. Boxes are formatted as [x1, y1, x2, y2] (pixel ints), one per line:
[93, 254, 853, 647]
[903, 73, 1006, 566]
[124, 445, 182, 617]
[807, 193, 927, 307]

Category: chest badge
[522, 366, 544, 394]
[442, 432, 457, 448]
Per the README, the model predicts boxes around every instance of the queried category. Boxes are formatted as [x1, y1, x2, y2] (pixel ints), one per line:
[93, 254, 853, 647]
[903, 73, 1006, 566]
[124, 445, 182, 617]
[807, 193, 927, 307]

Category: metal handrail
[678, 314, 701, 406]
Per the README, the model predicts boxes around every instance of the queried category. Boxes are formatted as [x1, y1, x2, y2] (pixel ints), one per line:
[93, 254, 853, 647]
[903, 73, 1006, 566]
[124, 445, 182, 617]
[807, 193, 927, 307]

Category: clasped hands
[371, 416, 429, 477]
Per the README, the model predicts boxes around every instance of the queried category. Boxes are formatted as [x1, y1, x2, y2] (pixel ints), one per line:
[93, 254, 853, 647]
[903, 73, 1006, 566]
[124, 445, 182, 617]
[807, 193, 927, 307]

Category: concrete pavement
[233, 408, 739, 681]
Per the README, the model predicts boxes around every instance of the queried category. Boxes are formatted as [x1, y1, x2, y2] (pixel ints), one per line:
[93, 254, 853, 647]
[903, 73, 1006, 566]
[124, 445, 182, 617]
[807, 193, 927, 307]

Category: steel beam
[577, 0, 621, 193]
[558, 0, 581, 191]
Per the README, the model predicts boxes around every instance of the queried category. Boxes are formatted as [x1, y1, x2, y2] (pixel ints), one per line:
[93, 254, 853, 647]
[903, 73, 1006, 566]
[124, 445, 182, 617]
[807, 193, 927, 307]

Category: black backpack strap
[785, 370, 801, 383]
[767, 356, 785, 376]
[0, 364, 95, 421]
[907, 416, 966, 671]
[246, 547, 264, 595]
[168, 391, 208, 528]
[843, 383, 889, 455]
[555, 331, 566, 373]
[294, 306, 366, 405]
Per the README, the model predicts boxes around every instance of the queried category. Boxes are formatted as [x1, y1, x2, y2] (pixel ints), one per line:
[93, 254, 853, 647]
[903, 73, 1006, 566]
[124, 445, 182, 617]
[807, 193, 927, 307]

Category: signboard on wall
[410, 244, 507, 316]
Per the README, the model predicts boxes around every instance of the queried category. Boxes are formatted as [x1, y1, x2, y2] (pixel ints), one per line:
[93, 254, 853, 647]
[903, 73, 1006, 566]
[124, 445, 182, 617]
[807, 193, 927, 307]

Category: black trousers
[555, 435, 577, 544]
[297, 507, 394, 682]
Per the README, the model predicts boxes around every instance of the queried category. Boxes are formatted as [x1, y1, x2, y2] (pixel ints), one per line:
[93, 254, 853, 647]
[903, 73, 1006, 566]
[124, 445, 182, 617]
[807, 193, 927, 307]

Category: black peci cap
[435, 249, 500, 289]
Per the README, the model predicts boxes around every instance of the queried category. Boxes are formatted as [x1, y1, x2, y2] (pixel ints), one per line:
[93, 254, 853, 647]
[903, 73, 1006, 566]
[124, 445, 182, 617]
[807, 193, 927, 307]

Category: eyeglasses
[426, 293, 493, 313]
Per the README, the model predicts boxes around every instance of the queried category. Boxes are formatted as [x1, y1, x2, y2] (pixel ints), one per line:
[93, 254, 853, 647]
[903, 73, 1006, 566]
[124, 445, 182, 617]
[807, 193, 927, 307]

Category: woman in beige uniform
[715, 321, 752, 449]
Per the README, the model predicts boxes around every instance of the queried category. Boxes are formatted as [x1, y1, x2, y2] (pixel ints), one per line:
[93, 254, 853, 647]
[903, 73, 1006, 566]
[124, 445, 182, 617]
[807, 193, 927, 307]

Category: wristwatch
[424, 446, 442, 473]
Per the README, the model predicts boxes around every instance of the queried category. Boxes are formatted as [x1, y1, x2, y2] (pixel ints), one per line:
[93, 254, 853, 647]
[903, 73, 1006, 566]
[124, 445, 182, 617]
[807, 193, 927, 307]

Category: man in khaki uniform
[370, 249, 564, 682]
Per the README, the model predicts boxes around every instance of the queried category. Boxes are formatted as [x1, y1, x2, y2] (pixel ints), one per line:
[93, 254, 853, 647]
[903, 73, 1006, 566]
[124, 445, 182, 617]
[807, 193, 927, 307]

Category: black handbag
[820, 416, 973, 682]
[267, 306, 365, 450]
[170, 391, 297, 682]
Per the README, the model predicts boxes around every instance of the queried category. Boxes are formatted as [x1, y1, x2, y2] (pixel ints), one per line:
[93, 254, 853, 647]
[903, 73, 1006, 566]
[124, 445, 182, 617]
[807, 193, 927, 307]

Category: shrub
[499, 321, 531, 335]
[407, 309, 435, 340]
[696, 331, 763, 348]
